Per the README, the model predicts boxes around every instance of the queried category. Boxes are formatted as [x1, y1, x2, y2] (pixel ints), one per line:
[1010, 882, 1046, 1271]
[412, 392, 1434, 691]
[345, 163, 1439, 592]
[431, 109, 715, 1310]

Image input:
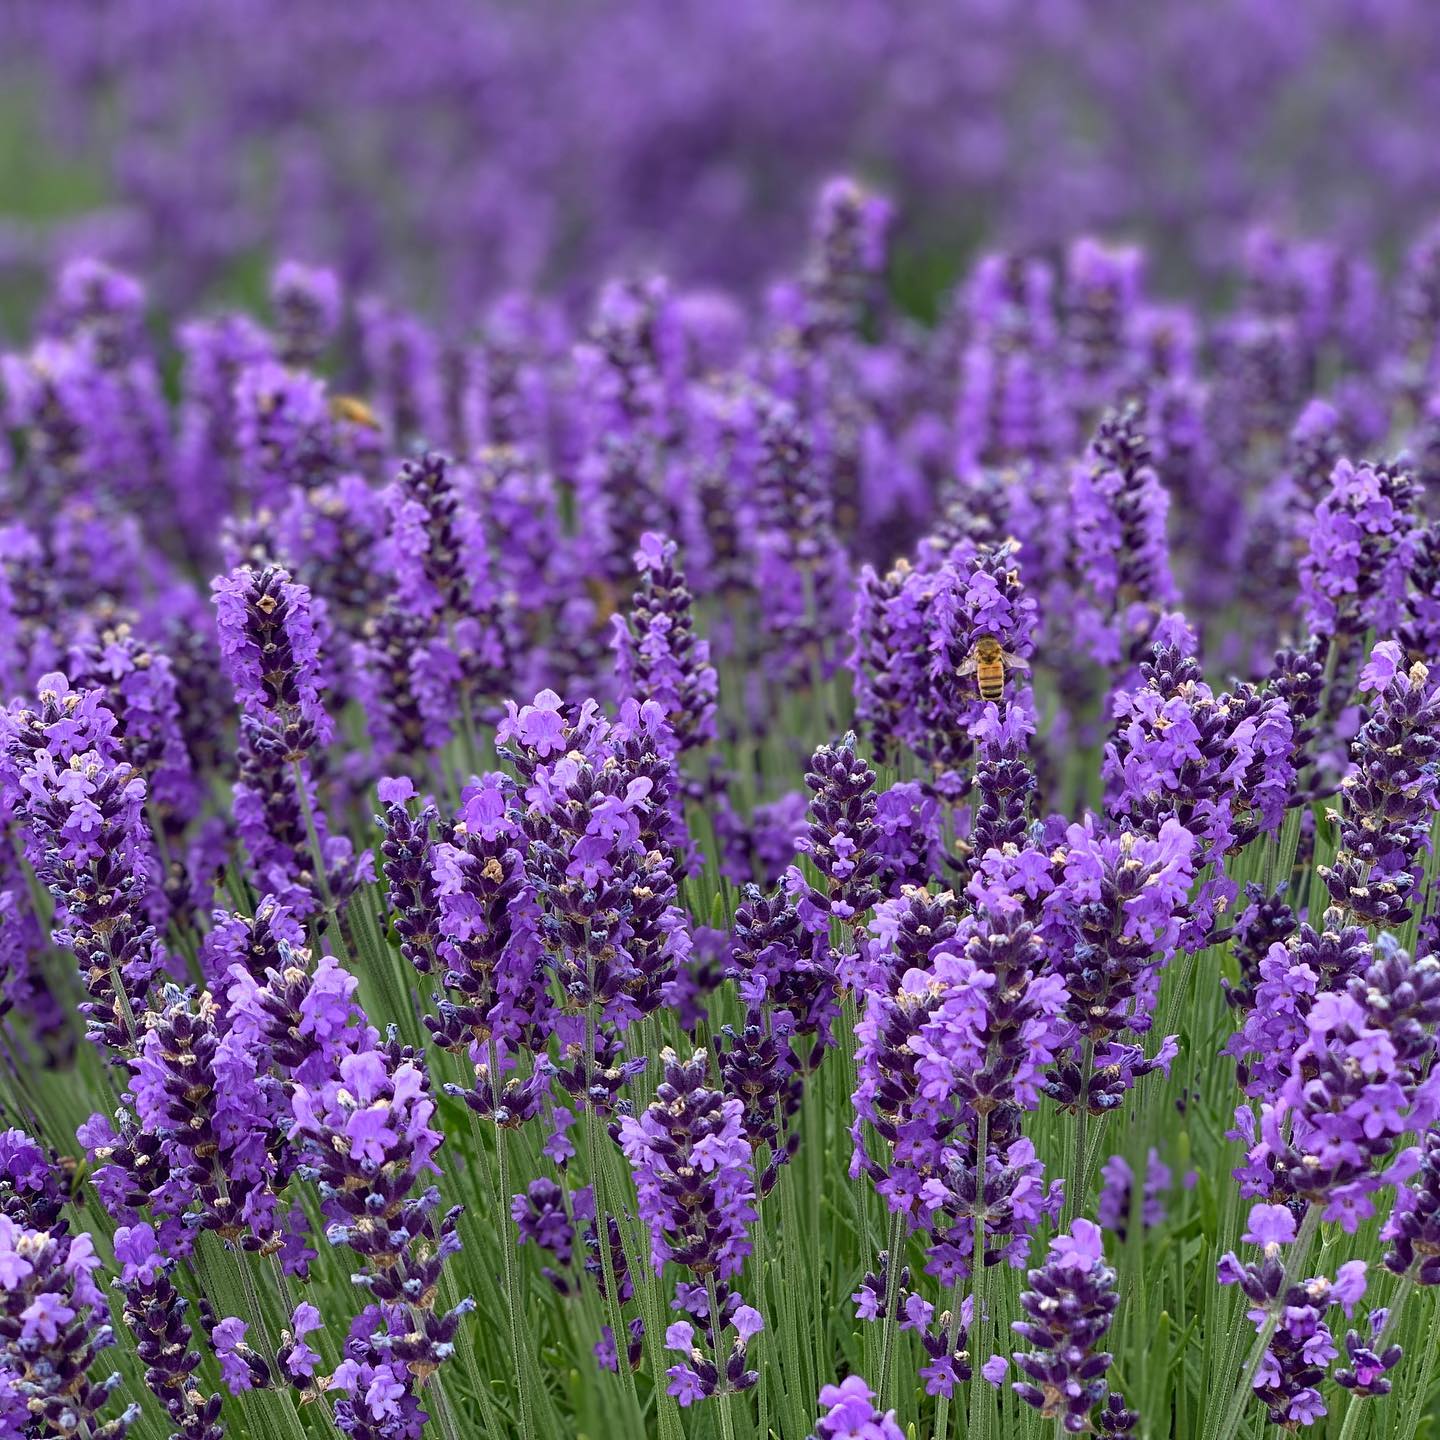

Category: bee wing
[956, 653, 980, 676]
[1000, 649, 1031, 670]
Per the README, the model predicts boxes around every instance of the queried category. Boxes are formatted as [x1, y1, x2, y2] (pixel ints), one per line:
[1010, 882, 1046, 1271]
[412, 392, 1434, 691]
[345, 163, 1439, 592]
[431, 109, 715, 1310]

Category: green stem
[706, 1274, 739, 1440]
[802, 566, 832, 735]
[489, 1041, 536, 1440]
[582, 1005, 645, 1426]
[1396, 1287, 1440, 1440]
[440, 1107, 505, 1433]
[1268, 805, 1303, 895]
[408, 1304, 468, 1440]
[598, 1115, 685, 1440]
[967, 1108, 993, 1440]
[753, 1211, 771, 1440]
[877, 1206, 907, 1409]
[931, 1271, 967, 1440]
[1335, 1387, 1370, 1440]
[232, 1242, 309, 1440]
[1067, 1042, 1094, 1223]
[777, 1154, 815, 1439]
[292, 760, 335, 910]
[292, 758, 353, 967]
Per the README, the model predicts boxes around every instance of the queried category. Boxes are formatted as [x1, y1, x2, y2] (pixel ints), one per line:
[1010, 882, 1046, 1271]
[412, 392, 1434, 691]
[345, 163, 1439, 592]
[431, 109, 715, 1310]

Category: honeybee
[586, 576, 620, 616]
[959, 634, 1029, 702]
[329, 394, 383, 430]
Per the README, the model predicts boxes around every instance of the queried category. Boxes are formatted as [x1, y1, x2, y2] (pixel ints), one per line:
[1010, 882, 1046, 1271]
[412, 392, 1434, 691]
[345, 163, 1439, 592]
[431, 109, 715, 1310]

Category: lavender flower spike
[619, 1047, 757, 1283]
[1385, 1125, 1440, 1284]
[1217, 1203, 1370, 1427]
[620, 1048, 761, 1405]
[114, 1222, 224, 1440]
[1011, 1218, 1127, 1433]
[212, 562, 334, 762]
[1319, 642, 1440, 926]
[3, 673, 165, 1059]
[795, 732, 883, 971]
[1069, 403, 1178, 669]
[0, 1218, 139, 1439]
[612, 531, 718, 754]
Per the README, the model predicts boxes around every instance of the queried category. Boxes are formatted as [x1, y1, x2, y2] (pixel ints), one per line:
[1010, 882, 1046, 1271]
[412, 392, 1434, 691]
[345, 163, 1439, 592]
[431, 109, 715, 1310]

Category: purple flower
[805, 176, 892, 338]
[225, 936, 371, 1087]
[1042, 818, 1193, 1119]
[280, 1302, 324, 1383]
[212, 1317, 257, 1395]
[1243, 1204, 1298, 1250]
[0, 1218, 136, 1438]
[955, 252, 1064, 472]
[808, 1375, 906, 1440]
[1051, 1216, 1106, 1271]
[232, 359, 337, 505]
[1217, 1213, 1373, 1427]
[797, 733, 883, 940]
[1097, 1150, 1171, 1239]
[1384, 1126, 1440, 1284]
[1104, 643, 1295, 870]
[3, 673, 164, 1059]
[1243, 937, 1440, 1224]
[1011, 1218, 1127, 1432]
[611, 532, 717, 753]
[965, 701, 1037, 874]
[357, 297, 444, 443]
[291, 1033, 472, 1417]
[66, 617, 201, 842]
[1300, 458, 1419, 639]
[1063, 237, 1144, 417]
[619, 1047, 757, 1283]
[293, 1037, 429, 1182]
[1335, 1309, 1403, 1399]
[377, 775, 415, 806]
[0, 1126, 65, 1232]
[1225, 908, 1371, 1104]
[981, 1354, 1009, 1387]
[270, 261, 342, 366]
[351, 603, 435, 760]
[499, 691, 691, 1033]
[46, 258, 147, 364]
[213, 565, 370, 915]
[851, 539, 1036, 793]
[113, 1222, 224, 1435]
[849, 965, 957, 1221]
[660, 1277, 762, 1403]
[512, 1178, 579, 1294]
[506, 689, 567, 758]
[130, 985, 278, 1244]
[212, 562, 333, 760]
[377, 791, 444, 977]
[731, 882, 837, 1066]
[749, 397, 853, 685]
[1320, 645, 1440, 926]
[714, 1004, 802, 1198]
[1069, 403, 1177, 669]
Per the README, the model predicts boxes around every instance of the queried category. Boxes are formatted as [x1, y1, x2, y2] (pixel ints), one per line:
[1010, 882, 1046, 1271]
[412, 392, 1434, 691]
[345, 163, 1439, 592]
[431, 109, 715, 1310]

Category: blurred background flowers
[4, 0, 1440, 325]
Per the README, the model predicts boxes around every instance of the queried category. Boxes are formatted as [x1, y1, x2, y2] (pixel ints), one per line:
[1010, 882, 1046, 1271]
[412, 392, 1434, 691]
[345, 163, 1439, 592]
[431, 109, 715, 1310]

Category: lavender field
[5, 4, 1440, 1439]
